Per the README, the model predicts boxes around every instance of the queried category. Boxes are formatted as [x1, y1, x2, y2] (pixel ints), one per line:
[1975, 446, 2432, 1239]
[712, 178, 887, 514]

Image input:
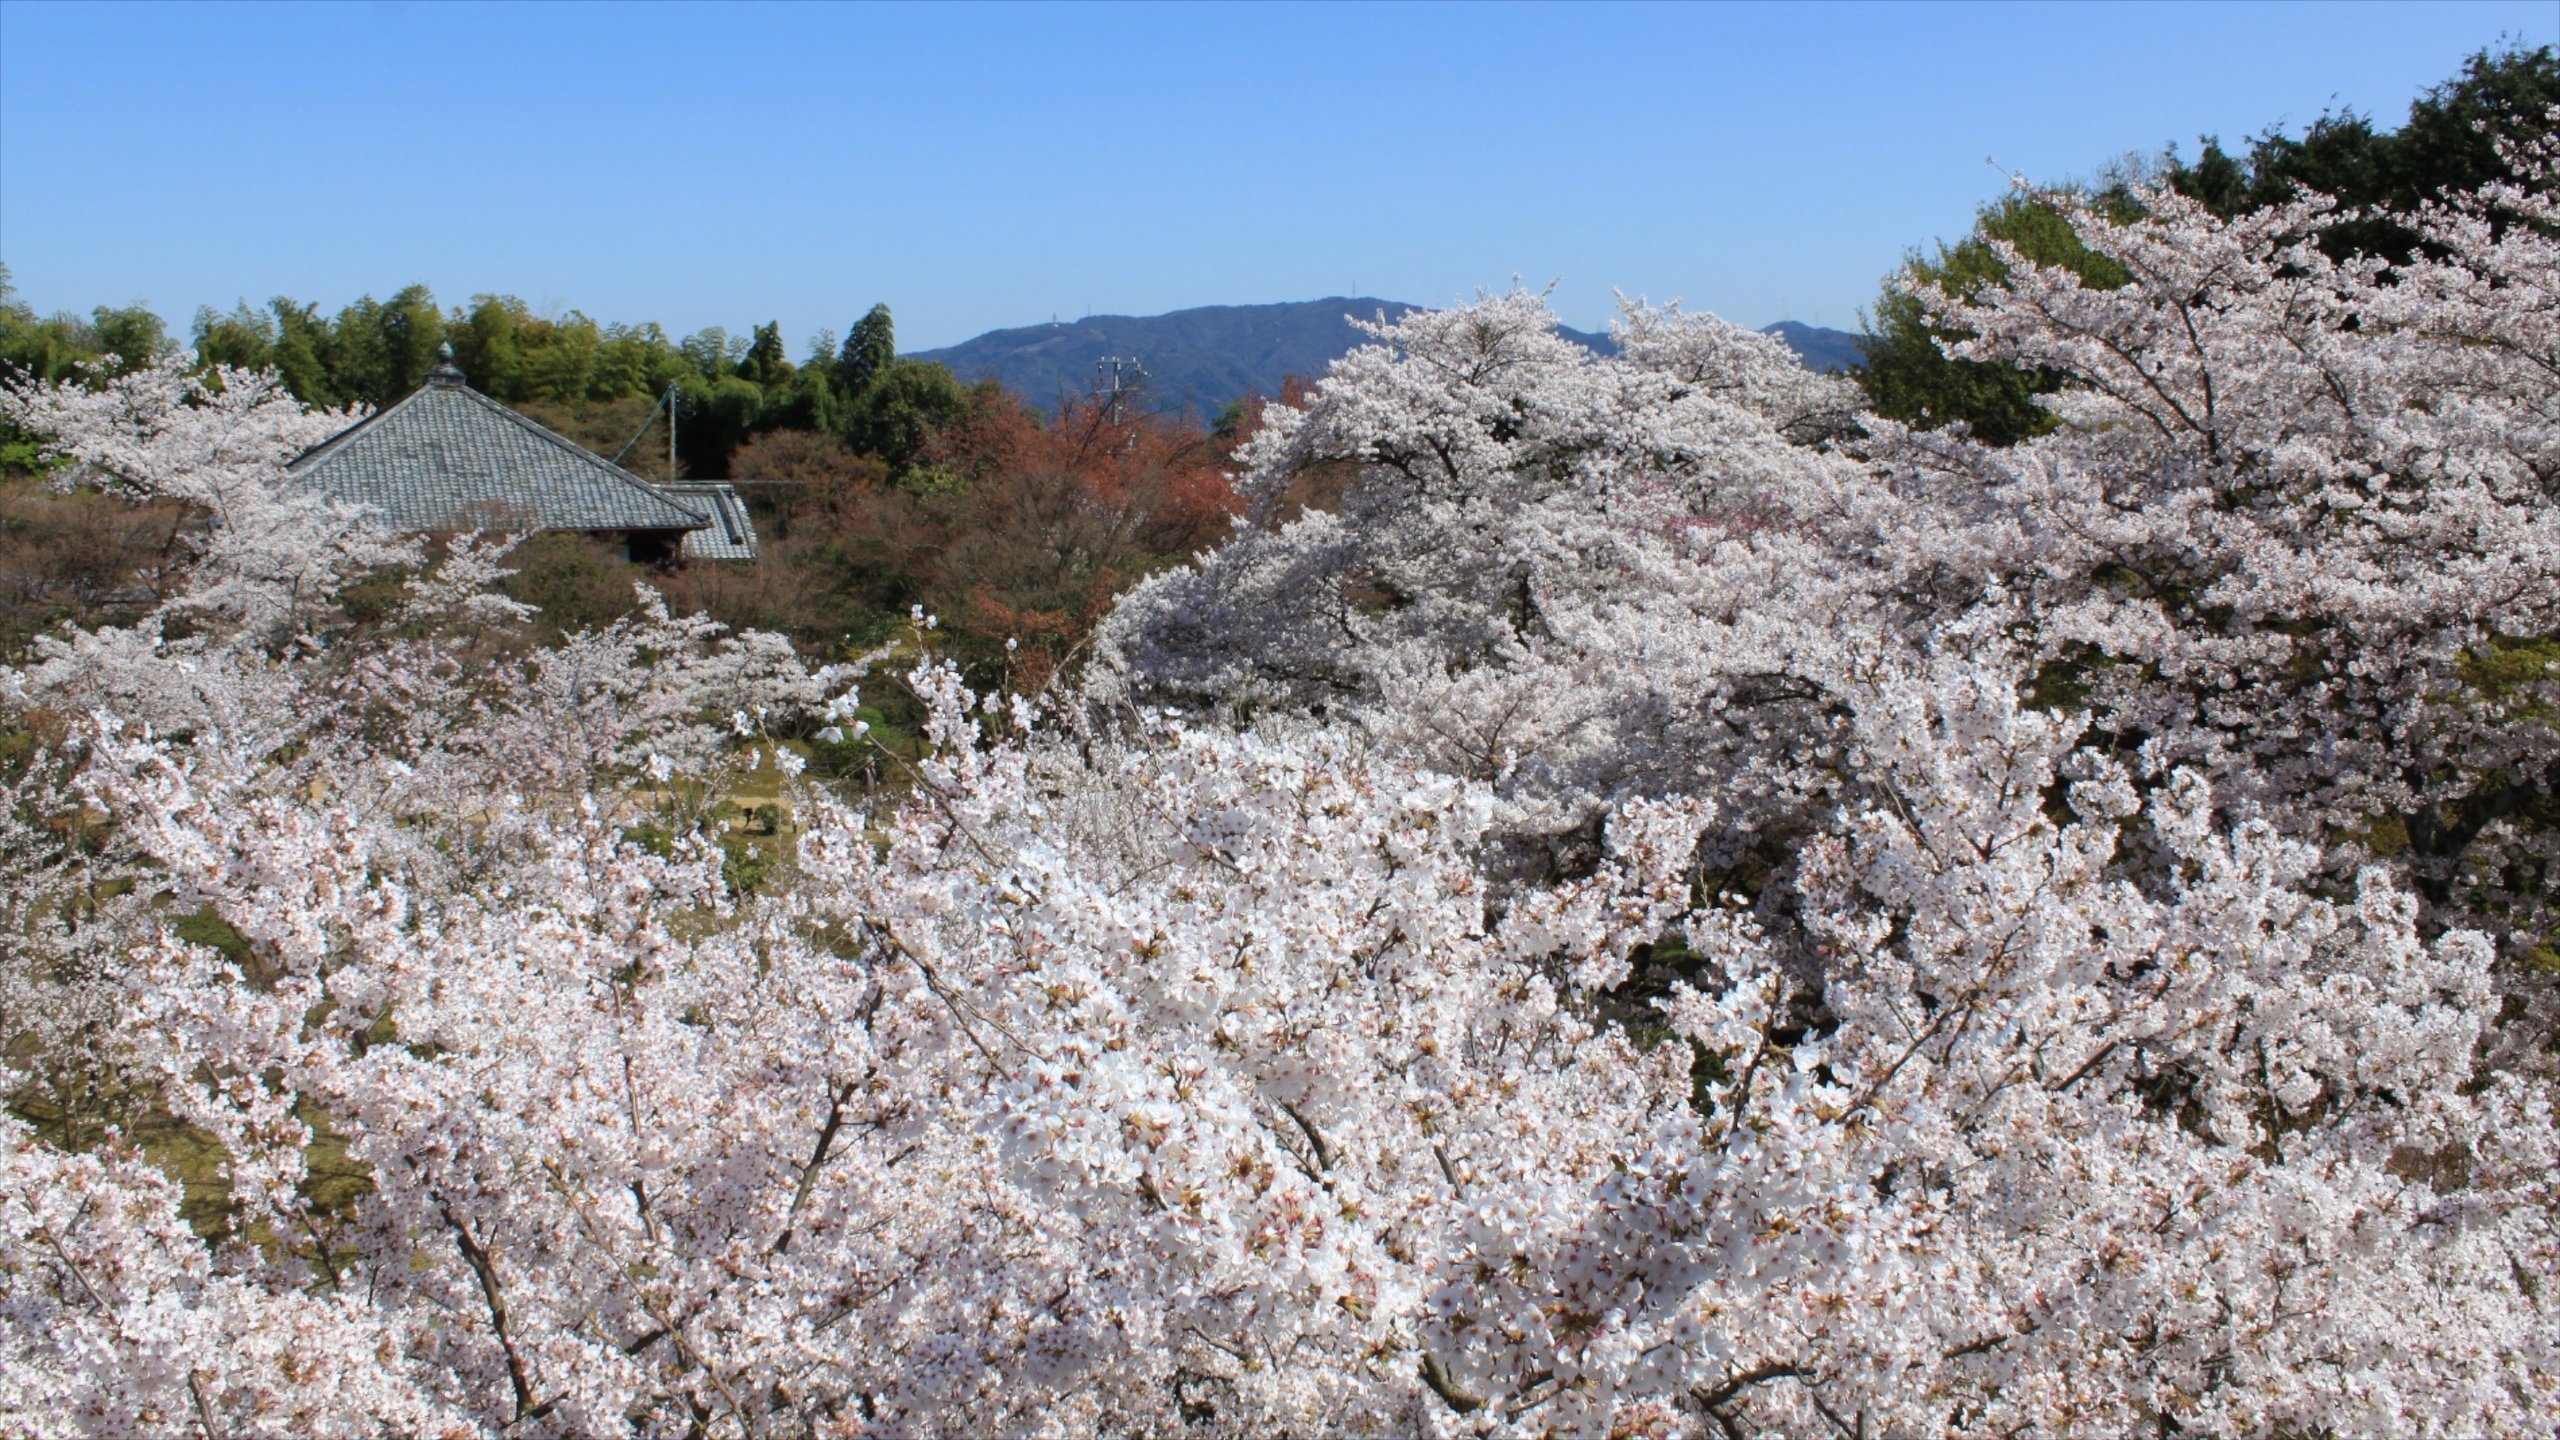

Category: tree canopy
[1858, 41, 2558, 441]
[3, 280, 984, 485]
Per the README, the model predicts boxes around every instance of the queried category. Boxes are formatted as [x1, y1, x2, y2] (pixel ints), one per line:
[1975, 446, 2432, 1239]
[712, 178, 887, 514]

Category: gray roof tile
[667, 483, 760, 561]
[289, 368, 709, 535]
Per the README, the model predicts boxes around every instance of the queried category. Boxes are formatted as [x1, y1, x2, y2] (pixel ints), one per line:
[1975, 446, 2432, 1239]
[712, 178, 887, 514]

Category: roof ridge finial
[428, 341, 465, 387]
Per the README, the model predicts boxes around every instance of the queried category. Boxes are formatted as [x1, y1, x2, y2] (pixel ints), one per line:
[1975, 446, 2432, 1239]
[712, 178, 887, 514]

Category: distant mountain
[911, 299, 1860, 419]
[1761, 320, 1867, 376]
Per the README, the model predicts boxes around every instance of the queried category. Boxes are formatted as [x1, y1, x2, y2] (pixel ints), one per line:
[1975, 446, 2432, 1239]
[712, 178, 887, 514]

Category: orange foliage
[683, 396, 1239, 690]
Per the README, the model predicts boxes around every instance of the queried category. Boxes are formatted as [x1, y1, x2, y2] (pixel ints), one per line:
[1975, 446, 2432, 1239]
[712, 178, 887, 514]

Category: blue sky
[2, 1, 2550, 352]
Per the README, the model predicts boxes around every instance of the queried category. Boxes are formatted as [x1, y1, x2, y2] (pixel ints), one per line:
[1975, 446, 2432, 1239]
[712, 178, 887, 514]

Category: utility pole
[668, 381, 678, 481]
[1095, 355, 1144, 424]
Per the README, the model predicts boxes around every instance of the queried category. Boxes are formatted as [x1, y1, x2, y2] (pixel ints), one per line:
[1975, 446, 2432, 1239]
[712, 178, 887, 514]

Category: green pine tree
[836, 304, 894, 401]
[1857, 195, 2130, 446]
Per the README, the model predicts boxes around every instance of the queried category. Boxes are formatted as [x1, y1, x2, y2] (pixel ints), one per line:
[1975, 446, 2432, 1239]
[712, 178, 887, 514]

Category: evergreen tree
[680, 327, 738, 382]
[2166, 44, 2558, 262]
[836, 303, 894, 401]
[0, 266, 101, 387]
[673, 373, 767, 477]
[265, 300, 337, 407]
[87, 304, 173, 376]
[378, 284, 446, 398]
[1857, 195, 2130, 445]
[323, 297, 394, 406]
[450, 296, 529, 400]
[736, 321, 791, 388]
[595, 321, 687, 401]
[841, 358, 969, 475]
[523, 311, 601, 402]
[190, 304, 275, 375]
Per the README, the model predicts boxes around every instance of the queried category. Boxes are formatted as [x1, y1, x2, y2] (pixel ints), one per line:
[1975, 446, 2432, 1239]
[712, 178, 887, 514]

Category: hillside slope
[913, 299, 1856, 418]
[1761, 320, 1866, 375]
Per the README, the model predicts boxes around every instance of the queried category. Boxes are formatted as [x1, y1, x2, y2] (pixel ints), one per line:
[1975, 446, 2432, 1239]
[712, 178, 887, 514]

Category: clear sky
[2, 0, 2550, 352]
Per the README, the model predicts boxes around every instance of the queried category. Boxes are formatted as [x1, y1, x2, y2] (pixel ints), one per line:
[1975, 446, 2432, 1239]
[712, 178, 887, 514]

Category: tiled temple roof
[289, 354, 709, 535]
[666, 483, 760, 560]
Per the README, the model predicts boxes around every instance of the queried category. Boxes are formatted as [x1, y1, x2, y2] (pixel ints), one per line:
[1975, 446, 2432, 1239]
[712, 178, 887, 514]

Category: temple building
[288, 349, 756, 562]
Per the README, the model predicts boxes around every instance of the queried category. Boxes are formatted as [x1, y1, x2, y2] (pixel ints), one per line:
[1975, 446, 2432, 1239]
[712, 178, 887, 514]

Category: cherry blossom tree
[1861, 156, 2560, 965]
[0, 355, 406, 642]
[13, 633, 2549, 1435]
[3, 153, 2556, 1436]
[1094, 294, 1871, 873]
[1107, 146, 2559, 980]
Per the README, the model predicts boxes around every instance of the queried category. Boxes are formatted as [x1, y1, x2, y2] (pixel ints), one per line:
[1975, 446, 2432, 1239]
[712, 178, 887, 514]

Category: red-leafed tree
[714, 390, 1238, 689]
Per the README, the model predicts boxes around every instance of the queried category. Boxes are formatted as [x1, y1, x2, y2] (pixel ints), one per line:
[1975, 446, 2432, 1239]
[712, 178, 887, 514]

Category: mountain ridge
[912, 297, 1859, 419]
